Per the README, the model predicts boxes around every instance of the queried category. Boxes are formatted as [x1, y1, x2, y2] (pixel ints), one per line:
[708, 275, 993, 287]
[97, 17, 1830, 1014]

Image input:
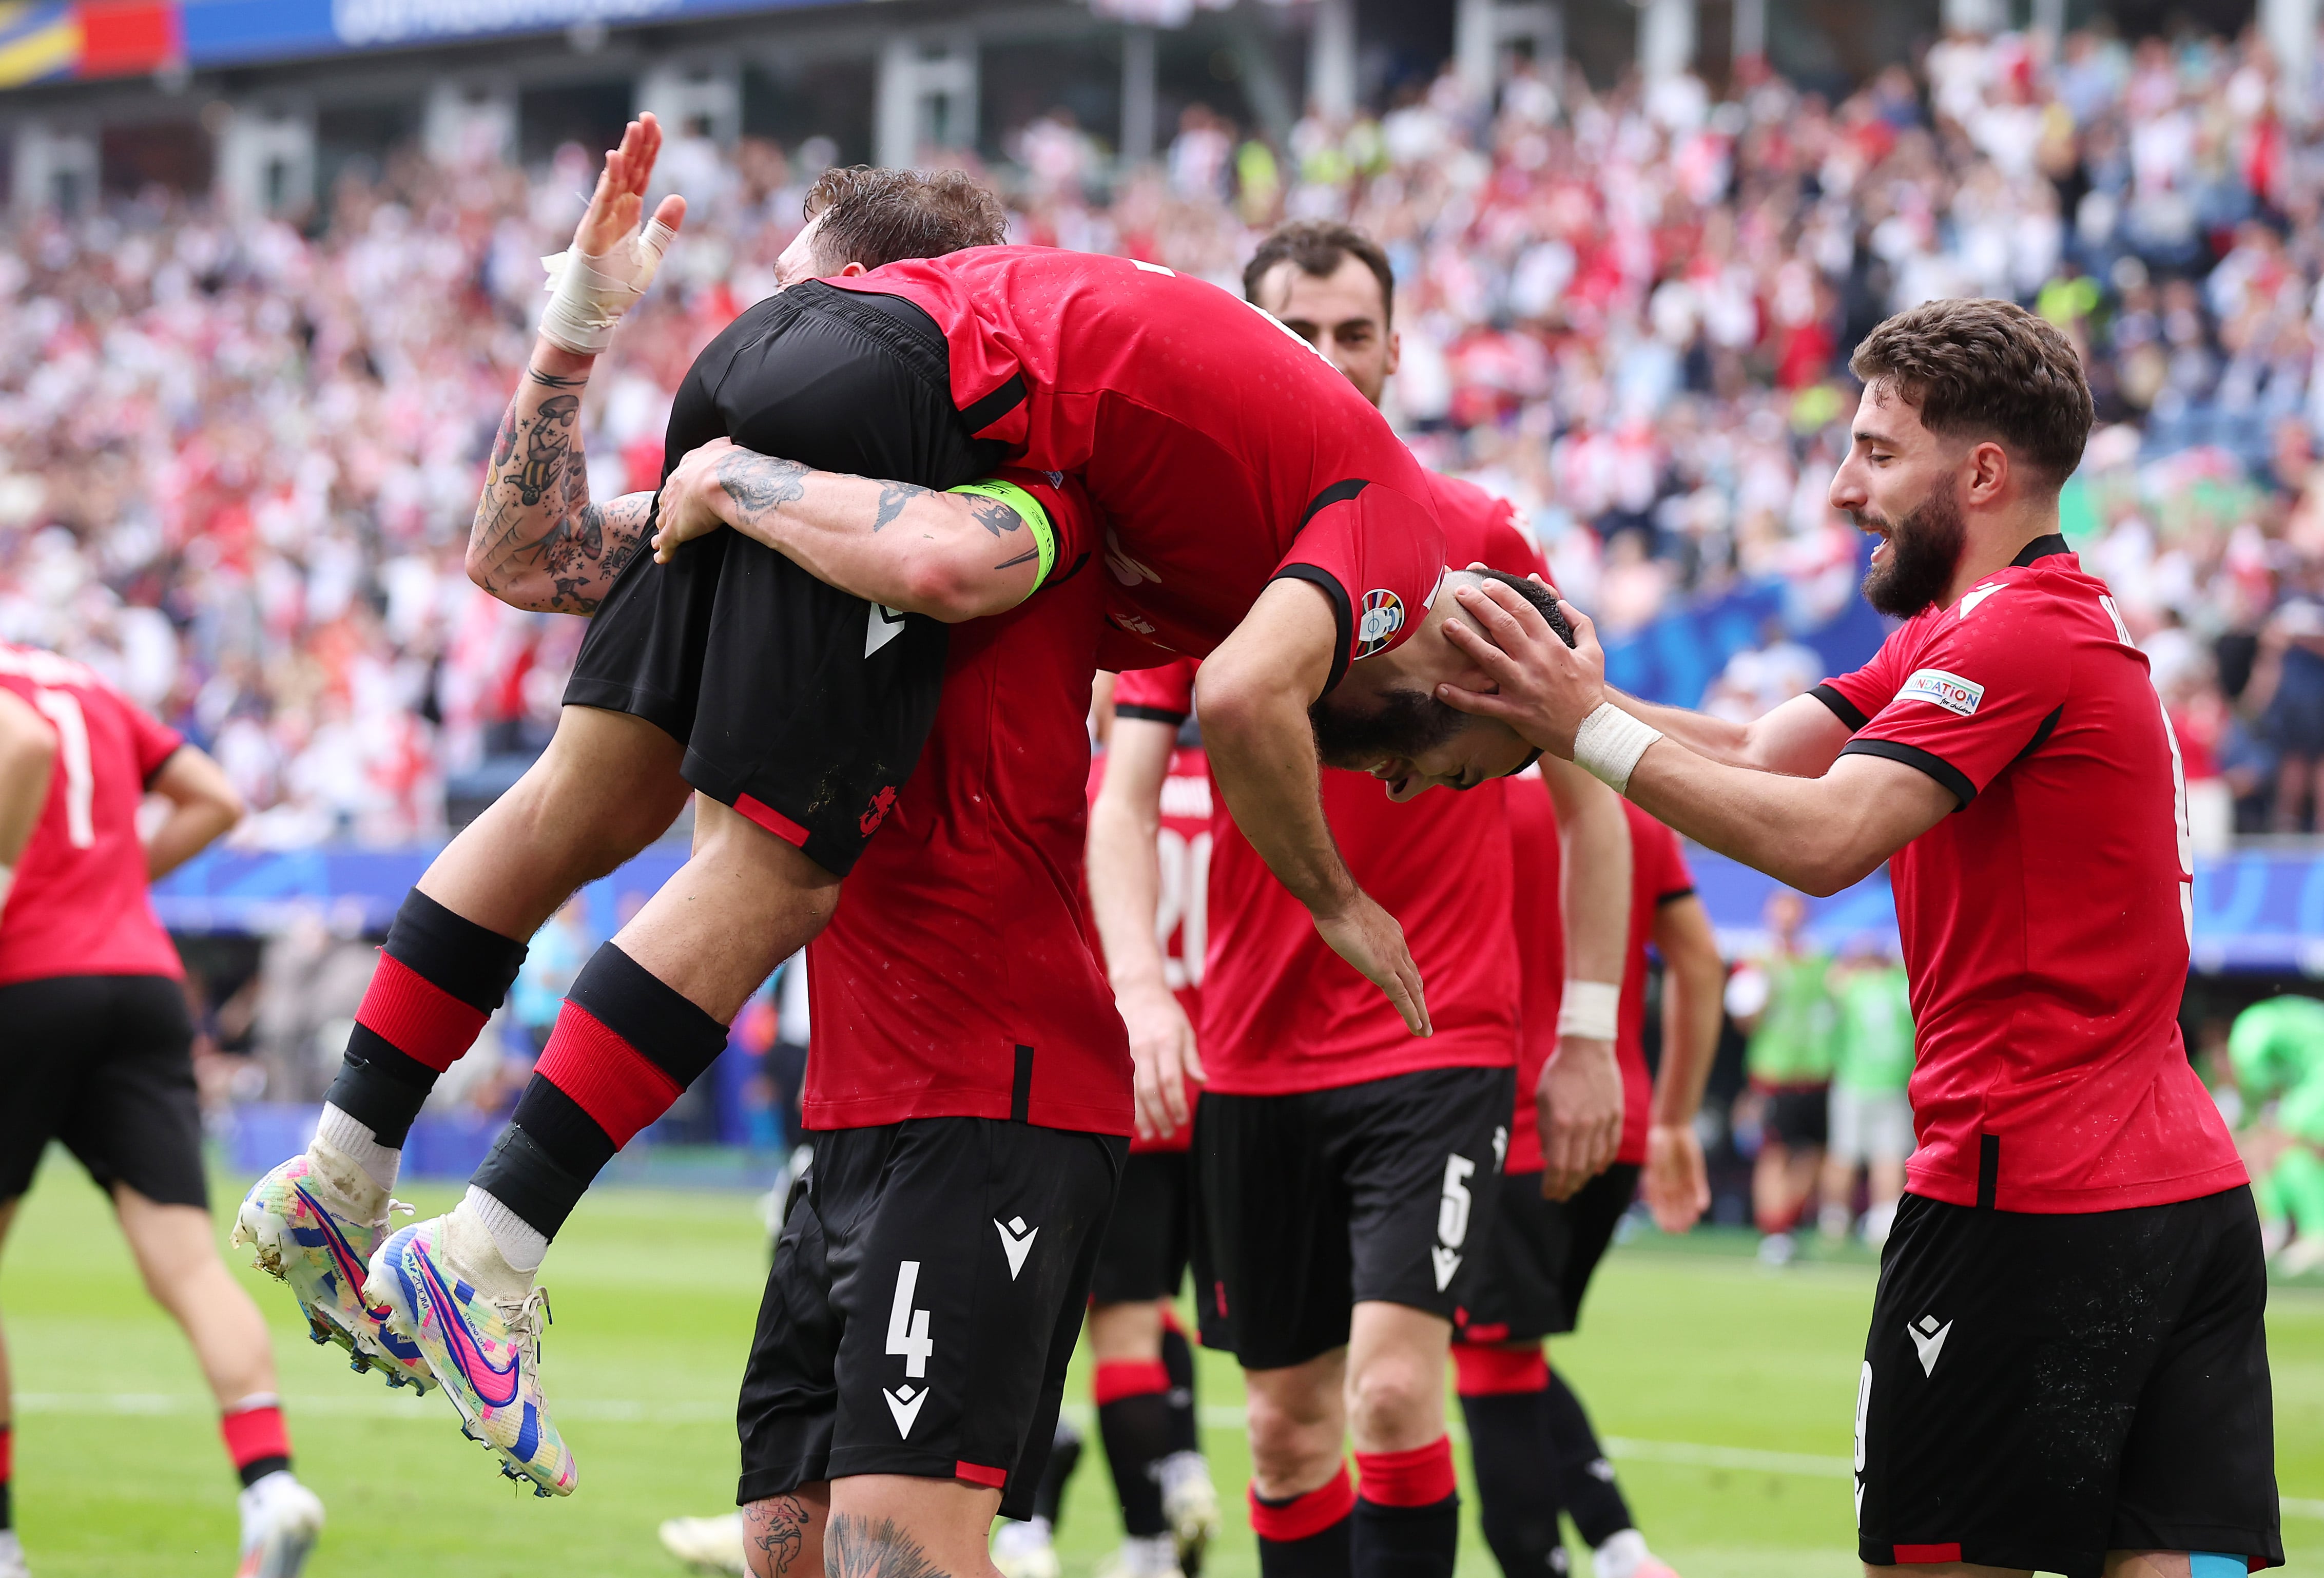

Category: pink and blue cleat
[233, 1152, 433, 1394]
[365, 1216, 576, 1497]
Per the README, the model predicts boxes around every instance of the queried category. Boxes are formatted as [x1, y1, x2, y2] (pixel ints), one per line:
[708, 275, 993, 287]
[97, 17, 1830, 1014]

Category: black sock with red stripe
[1160, 1315, 1200, 1457]
[470, 942, 729, 1241]
[1, 1421, 13, 1529]
[1250, 1466, 1354, 1578]
[1352, 1440, 1459, 1578]
[1454, 1346, 1567, 1577]
[325, 891, 526, 1147]
[1095, 1359, 1173, 1537]
[1542, 1371, 1631, 1548]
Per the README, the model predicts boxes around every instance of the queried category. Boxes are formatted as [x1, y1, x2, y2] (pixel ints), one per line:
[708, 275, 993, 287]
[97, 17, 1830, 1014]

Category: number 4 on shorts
[887, 1260, 934, 1378]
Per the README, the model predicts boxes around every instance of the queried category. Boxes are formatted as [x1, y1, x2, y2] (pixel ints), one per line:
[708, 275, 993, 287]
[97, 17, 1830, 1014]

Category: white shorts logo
[1431, 1154, 1476, 1290]
[1897, 668, 1984, 717]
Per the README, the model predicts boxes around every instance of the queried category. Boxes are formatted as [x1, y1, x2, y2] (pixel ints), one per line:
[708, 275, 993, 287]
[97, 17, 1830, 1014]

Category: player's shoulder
[0, 643, 107, 695]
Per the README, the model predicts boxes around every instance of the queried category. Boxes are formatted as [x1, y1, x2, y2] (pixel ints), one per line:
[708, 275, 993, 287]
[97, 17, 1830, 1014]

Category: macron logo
[1908, 1315, 1952, 1377]
[1430, 1245, 1462, 1291]
[884, 1384, 928, 1437]
[995, 1217, 1038, 1280]
[1897, 668, 1983, 718]
[1958, 582, 2003, 619]
[866, 604, 909, 658]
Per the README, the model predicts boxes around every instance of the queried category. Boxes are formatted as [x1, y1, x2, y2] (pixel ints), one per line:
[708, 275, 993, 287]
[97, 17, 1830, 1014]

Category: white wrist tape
[1557, 980, 1620, 1041]
[0, 863, 13, 917]
[1571, 702, 1663, 794]
[538, 216, 679, 355]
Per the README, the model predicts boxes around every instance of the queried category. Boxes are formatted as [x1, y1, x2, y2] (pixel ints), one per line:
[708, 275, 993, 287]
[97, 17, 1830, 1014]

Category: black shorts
[1455, 1162, 1640, 1345]
[1090, 1150, 1191, 1306]
[737, 1116, 1125, 1519]
[1190, 1065, 1515, 1370]
[1856, 1187, 2281, 1577]
[0, 975, 205, 1208]
[566, 281, 1006, 878]
[1761, 1084, 1829, 1148]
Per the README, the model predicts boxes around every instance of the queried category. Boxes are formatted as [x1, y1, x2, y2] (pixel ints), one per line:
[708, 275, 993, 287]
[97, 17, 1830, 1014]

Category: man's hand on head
[1436, 578, 1608, 758]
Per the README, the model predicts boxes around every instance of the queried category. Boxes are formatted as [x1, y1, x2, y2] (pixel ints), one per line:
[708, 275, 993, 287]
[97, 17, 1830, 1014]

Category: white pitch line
[25, 1393, 2324, 1521]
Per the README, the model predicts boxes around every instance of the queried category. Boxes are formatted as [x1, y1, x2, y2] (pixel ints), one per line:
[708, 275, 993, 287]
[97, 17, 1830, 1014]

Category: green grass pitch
[3, 1158, 2318, 1577]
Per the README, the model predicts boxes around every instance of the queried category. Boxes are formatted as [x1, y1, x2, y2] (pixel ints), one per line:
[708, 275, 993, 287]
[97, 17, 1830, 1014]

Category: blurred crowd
[11, 20, 2324, 841]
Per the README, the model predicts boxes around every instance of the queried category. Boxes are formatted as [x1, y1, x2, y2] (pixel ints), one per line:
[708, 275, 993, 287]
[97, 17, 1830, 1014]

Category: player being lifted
[1088, 221, 1634, 1578]
[1436, 299, 2279, 1578]
[0, 647, 325, 1578]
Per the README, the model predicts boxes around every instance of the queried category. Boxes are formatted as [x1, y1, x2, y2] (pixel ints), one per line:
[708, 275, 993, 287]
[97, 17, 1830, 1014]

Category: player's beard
[1857, 478, 1967, 619]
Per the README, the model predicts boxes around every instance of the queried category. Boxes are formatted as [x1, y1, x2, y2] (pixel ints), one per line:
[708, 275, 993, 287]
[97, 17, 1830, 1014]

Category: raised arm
[1642, 891, 1725, 1232]
[466, 116, 681, 614]
[1199, 578, 1431, 1037]
[650, 438, 1047, 621]
[1534, 758, 1630, 1199]
[144, 744, 244, 880]
[1087, 714, 1204, 1141]
[1611, 687, 1854, 777]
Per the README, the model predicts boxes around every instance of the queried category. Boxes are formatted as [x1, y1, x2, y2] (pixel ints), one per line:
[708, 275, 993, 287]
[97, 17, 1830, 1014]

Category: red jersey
[1108, 500, 1541, 1096]
[1084, 745, 1210, 1154]
[0, 645, 184, 988]
[832, 250, 1446, 686]
[1815, 535, 2242, 1211]
[1504, 790, 1694, 1171]
[805, 472, 1130, 1136]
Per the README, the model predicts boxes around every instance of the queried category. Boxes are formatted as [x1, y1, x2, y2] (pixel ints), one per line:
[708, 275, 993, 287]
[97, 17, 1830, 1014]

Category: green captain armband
[947, 477, 1056, 603]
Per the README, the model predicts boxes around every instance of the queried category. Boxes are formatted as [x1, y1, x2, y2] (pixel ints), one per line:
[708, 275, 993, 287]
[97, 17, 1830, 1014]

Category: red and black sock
[1454, 1345, 1568, 1577]
[470, 942, 729, 1241]
[326, 891, 527, 1147]
[1542, 1370, 1631, 1548]
[1352, 1439, 1458, 1578]
[221, 1397, 291, 1489]
[1160, 1312, 1201, 1457]
[1095, 1358, 1173, 1537]
[1, 1421, 13, 1529]
[1250, 1465, 1354, 1578]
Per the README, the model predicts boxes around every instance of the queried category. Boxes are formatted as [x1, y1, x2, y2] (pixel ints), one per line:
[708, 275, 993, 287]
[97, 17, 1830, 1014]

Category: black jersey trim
[1300, 478, 1370, 527]
[1115, 704, 1189, 727]
[2012, 704, 2064, 767]
[1272, 564, 1354, 694]
[2010, 533, 2071, 568]
[961, 372, 1029, 434]
[141, 743, 184, 791]
[1810, 683, 1870, 732]
[1842, 737, 1977, 810]
[1656, 886, 1697, 906]
[1011, 1046, 1034, 1123]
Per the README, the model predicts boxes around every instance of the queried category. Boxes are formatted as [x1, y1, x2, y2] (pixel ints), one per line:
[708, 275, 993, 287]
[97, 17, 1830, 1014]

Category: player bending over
[0, 646, 326, 1578]
[1439, 298, 2280, 1578]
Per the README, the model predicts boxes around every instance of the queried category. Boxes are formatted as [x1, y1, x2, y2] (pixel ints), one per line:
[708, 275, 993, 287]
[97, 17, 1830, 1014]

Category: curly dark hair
[801, 166, 1008, 272]
[1848, 298, 2094, 486]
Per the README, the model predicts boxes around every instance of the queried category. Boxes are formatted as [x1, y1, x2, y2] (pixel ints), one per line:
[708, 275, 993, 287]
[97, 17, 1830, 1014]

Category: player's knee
[1245, 1390, 1340, 1490]
[1345, 1354, 1437, 1445]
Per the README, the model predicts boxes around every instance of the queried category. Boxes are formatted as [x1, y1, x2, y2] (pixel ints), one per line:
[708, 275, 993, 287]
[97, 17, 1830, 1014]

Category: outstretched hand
[577, 113, 686, 260]
[1314, 891, 1433, 1037]
[1436, 577, 1610, 759]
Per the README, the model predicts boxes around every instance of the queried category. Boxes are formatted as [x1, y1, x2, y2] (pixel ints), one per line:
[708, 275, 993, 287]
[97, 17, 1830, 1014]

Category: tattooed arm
[651, 436, 1045, 621]
[464, 347, 657, 614]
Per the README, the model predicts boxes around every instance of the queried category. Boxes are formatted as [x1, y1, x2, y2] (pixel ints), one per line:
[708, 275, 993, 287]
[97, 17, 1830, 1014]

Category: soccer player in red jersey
[1439, 299, 2280, 1578]
[1454, 795, 1723, 1578]
[0, 645, 328, 1577]
[1085, 223, 1633, 1578]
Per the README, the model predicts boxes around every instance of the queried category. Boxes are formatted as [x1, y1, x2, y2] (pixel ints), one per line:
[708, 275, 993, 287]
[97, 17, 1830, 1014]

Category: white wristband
[0, 863, 13, 918]
[1557, 980, 1620, 1041]
[1571, 701, 1663, 795]
[538, 216, 679, 355]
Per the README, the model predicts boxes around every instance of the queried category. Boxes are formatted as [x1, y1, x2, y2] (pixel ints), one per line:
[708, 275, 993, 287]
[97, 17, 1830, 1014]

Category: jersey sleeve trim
[1656, 885, 1696, 905]
[1810, 683, 1869, 732]
[1840, 737, 1976, 810]
[141, 742, 184, 790]
[1271, 564, 1354, 695]
[961, 370, 1029, 434]
[1115, 704, 1188, 726]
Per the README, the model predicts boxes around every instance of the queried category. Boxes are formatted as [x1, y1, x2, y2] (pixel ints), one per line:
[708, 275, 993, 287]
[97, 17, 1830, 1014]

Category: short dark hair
[1243, 220, 1397, 329]
[803, 166, 1008, 272]
[1848, 298, 2094, 486]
